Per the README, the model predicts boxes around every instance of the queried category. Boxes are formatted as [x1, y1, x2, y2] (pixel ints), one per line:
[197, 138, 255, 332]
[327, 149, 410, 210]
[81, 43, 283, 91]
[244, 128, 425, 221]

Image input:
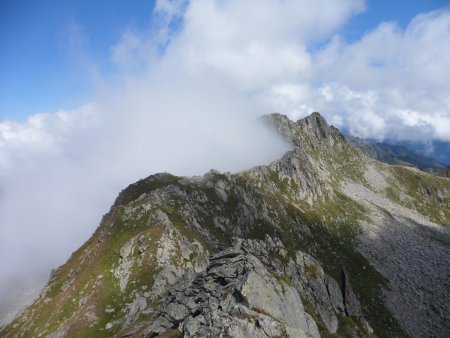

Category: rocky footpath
[127, 236, 372, 338]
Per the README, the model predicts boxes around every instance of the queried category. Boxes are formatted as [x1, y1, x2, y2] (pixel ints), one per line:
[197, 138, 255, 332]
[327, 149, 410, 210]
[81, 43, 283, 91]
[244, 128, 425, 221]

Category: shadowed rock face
[2, 112, 449, 338]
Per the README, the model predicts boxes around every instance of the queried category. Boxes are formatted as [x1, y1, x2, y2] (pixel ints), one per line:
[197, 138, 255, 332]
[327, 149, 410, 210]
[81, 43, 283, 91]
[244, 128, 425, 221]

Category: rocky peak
[263, 112, 346, 151]
[296, 112, 345, 147]
[297, 111, 328, 127]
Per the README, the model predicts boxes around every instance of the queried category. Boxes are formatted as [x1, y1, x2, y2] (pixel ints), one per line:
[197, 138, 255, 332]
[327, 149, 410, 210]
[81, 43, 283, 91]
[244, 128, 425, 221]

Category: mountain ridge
[2, 112, 449, 338]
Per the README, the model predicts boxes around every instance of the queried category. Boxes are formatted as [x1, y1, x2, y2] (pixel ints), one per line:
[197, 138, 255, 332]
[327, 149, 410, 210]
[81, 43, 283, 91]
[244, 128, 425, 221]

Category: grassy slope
[386, 166, 450, 225]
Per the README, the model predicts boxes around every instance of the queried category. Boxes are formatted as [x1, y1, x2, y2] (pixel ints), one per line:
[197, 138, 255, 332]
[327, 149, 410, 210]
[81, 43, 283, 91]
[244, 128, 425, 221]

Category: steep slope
[2, 112, 449, 338]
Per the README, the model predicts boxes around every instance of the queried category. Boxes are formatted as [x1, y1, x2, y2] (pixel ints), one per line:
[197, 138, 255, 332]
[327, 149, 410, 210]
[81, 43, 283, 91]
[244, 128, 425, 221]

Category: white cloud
[0, 105, 97, 173]
[258, 7, 450, 141]
[311, 9, 450, 140]
[166, 0, 365, 90]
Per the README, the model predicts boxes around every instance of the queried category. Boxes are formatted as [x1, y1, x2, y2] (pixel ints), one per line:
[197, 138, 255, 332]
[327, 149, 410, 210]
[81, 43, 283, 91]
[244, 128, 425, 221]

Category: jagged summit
[296, 112, 343, 143]
[264, 112, 346, 150]
[2, 113, 449, 338]
[296, 111, 328, 128]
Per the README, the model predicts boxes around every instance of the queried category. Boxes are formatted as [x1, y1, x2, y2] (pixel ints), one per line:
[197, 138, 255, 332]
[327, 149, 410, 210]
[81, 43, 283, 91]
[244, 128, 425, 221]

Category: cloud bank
[1, 0, 450, 322]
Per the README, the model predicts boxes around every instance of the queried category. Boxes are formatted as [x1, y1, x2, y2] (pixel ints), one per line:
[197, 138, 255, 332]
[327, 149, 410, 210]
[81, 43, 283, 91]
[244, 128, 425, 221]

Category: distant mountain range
[346, 135, 449, 174]
[393, 139, 450, 165]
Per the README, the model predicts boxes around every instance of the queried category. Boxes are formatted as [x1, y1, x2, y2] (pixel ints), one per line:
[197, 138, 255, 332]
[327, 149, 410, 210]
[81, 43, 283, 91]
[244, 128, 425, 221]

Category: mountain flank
[1, 112, 449, 338]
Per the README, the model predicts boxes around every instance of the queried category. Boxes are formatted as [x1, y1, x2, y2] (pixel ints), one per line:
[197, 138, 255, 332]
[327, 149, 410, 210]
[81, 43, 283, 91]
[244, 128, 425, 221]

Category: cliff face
[2, 113, 449, 338]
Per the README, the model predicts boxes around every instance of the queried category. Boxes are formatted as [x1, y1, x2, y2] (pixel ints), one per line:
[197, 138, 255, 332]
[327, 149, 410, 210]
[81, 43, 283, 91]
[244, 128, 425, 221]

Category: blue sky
[1, 0, 449, 121]
[343, 0, 450, 41]
[0, 0, 153, 120]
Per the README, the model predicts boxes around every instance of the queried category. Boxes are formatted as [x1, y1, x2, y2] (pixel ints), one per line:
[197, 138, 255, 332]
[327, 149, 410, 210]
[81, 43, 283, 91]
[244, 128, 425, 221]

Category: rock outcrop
[128, 236, 371, 338]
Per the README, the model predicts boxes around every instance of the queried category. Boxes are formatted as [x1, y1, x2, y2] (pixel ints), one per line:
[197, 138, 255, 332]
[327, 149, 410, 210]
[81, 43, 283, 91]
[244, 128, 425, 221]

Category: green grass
[305, 264, 318, 279]
[382, 166, 450, 225]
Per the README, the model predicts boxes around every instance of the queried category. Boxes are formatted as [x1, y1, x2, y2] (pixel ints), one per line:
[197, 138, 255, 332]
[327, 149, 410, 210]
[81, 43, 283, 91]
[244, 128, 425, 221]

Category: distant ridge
[346, 135, 446, 172]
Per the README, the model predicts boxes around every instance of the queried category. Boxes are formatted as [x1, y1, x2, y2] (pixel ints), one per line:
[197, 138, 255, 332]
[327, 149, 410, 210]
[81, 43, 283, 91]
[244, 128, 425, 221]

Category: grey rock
[122, 293, 148, 328]
[137, 237, 367, 338]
